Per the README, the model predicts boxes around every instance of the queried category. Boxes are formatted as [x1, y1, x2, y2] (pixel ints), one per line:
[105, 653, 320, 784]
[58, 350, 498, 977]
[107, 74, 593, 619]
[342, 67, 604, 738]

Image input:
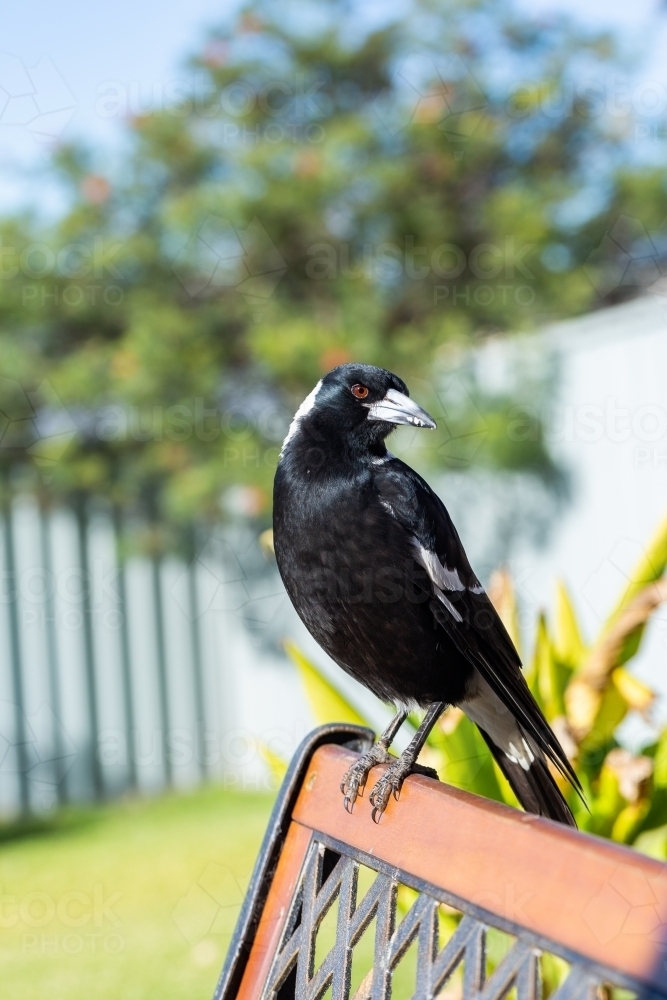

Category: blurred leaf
[584, 515, 667, 682]
[529, 614, 568, 718]
[584, 759, 624, 838]
[258, 528, 275, 558]
[541, 953, 571, 997]
[578, 682, 628, 765]
[430, 711, 506, 804]
[566, 577, 667, 739]
[634, 823, 667, 860]
[654, 729, 667, 788]
[553, 581, 586, 669]
[611, 667, 655, 716]
[525, 614, 547, 707]
[284, 640, 368, 727]
[258, 742, 288, 783]
[607, 514, 667, 627]
[612, 800, 651, 845]
[487, 569, 521, 657]
[635, 790, 667, 838]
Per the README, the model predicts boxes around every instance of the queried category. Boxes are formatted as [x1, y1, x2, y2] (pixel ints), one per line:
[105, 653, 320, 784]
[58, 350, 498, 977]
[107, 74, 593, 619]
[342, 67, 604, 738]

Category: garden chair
[213, 724, 667, 1000]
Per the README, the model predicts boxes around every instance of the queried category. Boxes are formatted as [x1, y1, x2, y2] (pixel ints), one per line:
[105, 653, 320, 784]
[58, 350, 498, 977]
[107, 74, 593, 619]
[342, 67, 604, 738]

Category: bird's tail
[478, 728, 576, 827]
[461, 673, 578, 827]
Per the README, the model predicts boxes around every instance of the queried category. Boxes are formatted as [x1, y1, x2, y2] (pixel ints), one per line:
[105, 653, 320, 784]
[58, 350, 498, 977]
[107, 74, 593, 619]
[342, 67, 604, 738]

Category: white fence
[0, 493, 290, 818]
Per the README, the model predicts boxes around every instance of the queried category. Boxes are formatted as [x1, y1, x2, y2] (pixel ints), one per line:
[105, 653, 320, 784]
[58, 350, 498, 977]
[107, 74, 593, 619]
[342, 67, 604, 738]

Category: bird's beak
[365, 388, 436, 429]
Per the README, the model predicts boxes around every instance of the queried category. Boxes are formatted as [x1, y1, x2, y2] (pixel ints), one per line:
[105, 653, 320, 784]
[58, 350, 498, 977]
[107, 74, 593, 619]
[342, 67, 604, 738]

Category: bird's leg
[340, 709, 407, 812]
[368, 701, 446, 822]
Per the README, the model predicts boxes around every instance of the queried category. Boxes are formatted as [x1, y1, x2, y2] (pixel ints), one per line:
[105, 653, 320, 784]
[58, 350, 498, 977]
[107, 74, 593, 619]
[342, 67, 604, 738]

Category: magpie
[273, 363, 581, 825]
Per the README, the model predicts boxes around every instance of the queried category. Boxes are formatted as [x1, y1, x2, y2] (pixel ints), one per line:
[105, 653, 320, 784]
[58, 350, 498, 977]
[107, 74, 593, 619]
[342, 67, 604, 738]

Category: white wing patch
[377, 488, 485, 622]
[416, 546, 465, 591]
[463, 672, 537, 770]
[409, 543, 463, 621]
[411, 541, 485, 611]
[435, 591, 463, 623]
[280, 379, 323, 455]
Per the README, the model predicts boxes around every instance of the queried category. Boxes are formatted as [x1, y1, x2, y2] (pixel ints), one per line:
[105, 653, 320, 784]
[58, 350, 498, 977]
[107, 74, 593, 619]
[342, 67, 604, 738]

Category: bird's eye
[351, 384, 369, 399]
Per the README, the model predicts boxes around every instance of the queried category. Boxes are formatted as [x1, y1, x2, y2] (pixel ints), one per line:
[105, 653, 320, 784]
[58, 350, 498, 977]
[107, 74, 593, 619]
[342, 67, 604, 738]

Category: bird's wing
[373, 458, 580, 789]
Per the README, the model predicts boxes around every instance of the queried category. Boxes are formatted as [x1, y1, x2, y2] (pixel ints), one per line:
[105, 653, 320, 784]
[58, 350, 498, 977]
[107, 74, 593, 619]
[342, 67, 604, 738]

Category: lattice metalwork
[261, 838, 637, 1000]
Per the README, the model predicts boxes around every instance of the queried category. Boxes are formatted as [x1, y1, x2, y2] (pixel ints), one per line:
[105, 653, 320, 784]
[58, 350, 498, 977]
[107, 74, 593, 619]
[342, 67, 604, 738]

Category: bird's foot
[368, 754, 439, 823]
[340, 742, 394, 812]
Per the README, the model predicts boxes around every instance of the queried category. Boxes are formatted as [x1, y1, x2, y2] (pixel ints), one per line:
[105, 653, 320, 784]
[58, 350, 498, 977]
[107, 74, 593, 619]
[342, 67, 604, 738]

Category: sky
[1, 0, 667, 214]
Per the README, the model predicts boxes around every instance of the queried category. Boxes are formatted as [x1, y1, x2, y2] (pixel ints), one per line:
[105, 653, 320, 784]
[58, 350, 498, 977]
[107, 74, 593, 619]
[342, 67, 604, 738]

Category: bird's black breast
[273, 459, 472, 706]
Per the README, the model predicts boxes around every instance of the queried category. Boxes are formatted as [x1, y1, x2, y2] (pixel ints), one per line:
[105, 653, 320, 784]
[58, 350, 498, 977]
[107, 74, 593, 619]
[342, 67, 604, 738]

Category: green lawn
[0, 786, 274, 1000]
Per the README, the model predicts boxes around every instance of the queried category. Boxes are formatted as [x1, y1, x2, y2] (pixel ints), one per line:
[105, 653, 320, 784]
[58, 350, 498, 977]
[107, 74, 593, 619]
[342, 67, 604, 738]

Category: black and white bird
[273, 363, 581, 825]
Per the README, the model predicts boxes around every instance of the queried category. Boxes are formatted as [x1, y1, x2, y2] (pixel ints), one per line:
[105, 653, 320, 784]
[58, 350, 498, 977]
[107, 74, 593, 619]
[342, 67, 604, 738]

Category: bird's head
[281, 363, 436, 461]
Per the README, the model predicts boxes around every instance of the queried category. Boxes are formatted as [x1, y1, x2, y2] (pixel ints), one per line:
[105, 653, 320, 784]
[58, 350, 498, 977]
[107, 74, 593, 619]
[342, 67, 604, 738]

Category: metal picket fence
[0, 489, 278, 818]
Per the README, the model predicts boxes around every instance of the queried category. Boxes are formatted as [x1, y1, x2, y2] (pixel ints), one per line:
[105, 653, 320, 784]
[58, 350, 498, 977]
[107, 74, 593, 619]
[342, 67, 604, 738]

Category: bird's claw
[340, 743, 393, 812]
[368, 759, 439, 823]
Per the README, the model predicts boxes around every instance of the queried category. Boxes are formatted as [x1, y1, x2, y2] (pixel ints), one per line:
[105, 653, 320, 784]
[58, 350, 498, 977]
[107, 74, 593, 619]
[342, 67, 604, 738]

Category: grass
[0, 785, 274, 1000]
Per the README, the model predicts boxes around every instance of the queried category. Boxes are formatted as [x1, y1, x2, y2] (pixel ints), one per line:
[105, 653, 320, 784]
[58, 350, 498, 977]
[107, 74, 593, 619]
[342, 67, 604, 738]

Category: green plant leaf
[578, 681, 628, 767]
[612, 800, 651, 845]
[584, 759, 623, 838]
[603, 514, 667, 662]
[525, 614, 547, 707]
[258, 742, 288, 784]
[284, 640, 369, 727]
[610, 514, 667, 616]
[553, 581, 586, 669]
[429, 711, 505, 804]
[612, 667, 655, 714]
[530, 614, 569, 718]
[634, 823, 667, 860]
[487, 569, 521, 657]
[652, 728, 667, 788]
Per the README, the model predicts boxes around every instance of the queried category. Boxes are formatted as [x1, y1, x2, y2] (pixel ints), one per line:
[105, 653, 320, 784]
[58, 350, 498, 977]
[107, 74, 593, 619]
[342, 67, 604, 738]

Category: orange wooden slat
[291, 744, 667, 993]
[236, 821, 313, 1000]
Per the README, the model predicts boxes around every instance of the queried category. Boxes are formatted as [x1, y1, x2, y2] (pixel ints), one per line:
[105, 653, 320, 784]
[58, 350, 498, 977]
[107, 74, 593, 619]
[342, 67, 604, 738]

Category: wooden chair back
[214, 724, 667, 1000]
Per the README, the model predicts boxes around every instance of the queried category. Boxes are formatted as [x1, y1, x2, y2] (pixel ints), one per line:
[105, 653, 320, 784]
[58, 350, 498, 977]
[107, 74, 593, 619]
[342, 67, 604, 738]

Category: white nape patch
[462, 672, 536, 770]
[371, 450, 396, 465]
[280, 379, 323, 455]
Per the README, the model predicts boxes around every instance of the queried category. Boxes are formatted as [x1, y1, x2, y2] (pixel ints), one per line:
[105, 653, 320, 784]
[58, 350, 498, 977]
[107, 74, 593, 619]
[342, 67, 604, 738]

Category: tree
[0, 0, 664, 525]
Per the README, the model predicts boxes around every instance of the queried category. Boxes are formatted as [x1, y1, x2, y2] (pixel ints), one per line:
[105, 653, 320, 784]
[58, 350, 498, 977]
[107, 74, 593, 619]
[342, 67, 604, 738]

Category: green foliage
[287, 513, 667, 858]
[1, 0, 666, 525]
[604, 513, 667, 665]
[284, 640, 368, 727]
